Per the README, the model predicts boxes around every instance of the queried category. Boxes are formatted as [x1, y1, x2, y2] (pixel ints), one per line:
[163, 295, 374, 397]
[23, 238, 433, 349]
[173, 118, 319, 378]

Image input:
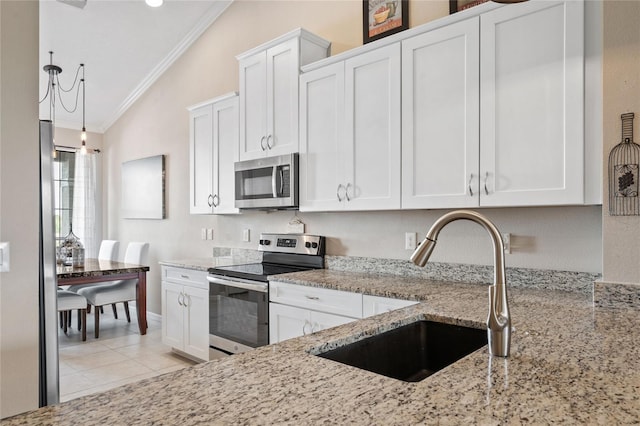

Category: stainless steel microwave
[234, 153, 298, 209]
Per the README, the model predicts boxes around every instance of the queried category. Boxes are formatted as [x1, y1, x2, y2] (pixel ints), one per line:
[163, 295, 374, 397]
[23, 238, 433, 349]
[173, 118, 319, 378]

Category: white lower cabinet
[362, 294, 418, 318]
[161, 267, 209, 361]
[269, 281, 362, 344]
[269, 303, 356, 344]
[269, 281, 419, 344]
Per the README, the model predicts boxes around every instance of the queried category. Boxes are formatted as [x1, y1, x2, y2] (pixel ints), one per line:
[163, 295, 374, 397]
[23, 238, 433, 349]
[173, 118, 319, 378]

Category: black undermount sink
[317, 320, 488, 382]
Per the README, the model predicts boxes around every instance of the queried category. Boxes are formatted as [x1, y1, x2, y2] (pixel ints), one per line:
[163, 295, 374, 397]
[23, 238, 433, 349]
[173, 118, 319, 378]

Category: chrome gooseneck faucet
[410, 210, 511, 357]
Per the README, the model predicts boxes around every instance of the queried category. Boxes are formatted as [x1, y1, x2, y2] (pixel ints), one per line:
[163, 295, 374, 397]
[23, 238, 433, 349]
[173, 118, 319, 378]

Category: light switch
[207, 228, 214, 240]
[242, 229, 250, 242]
[0, 242, 9, 272]
[201, 228, 207, 240]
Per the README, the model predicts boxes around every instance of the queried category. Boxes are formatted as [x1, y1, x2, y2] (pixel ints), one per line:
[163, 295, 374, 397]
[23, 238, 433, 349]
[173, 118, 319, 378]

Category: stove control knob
[311, 242, 318, 249]
[305, 242, 311, 248]
[259, 239, 264, 245]
[263, 239, 271, 246]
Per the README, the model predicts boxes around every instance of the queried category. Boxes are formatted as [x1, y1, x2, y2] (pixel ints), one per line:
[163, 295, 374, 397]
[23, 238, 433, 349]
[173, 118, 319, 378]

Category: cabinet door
[362, 295, 418, 318]
[299, 62, 346, 212]
[310, 310, 356, 333]
[480, 0, 584, 206]
[266, 38, 300, 157]
[162, 281, 184, 350]
[402, 18, 480, 209]
[189, 104, 213, 214]
[269, 303, 310, 344]
[182, 285, 209, 361]
[239, 52, 267, 161]
[344, 43, 401, 210]
[212, 95, 239, 214]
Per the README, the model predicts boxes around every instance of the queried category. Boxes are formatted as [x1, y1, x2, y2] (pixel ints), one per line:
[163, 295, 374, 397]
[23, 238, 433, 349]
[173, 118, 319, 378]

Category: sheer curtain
[72, 152, 102, 258]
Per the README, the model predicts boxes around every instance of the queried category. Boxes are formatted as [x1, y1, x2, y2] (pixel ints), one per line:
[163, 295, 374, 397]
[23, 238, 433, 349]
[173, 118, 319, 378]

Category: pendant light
[39, 52, 87, 153]
[80, 64, 87, 155]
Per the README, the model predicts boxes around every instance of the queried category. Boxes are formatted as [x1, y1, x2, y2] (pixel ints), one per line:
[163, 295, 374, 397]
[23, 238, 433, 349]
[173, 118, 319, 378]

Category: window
[53, 150, 76, 248]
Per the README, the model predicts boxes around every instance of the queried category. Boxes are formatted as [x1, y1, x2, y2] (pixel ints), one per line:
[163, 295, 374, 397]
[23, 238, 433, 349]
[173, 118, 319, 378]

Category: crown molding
[101, 0, 234, 132]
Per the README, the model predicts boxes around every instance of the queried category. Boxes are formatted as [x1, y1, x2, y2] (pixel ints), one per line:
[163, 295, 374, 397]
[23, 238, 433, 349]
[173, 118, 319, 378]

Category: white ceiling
[39, 0, 232, 133]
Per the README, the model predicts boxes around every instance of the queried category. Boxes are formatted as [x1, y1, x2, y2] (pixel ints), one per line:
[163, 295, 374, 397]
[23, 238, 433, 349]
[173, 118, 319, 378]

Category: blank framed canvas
[121, 155, 166, 219]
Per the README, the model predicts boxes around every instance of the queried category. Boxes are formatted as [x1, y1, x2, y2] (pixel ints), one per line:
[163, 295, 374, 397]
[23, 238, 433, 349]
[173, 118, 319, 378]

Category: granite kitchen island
[4, 269, 639, 425]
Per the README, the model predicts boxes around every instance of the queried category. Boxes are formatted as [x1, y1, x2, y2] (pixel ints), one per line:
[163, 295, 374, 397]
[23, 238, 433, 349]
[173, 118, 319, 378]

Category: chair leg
[87, 304, 92, 314]
[63, 311, 68, 334]
[94, 306, 100, 339]
[111, 303, 118, 319]
[123, 301, 131, 323]
[100, 306, 104, 314]
[81, 309, 86, 341]
[59, 311, 64, 328]
[77, 309, 82, 330]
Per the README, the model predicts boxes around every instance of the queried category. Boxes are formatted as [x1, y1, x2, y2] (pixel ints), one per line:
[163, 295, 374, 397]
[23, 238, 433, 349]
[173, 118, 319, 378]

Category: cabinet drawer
[162, 267, 209, 290]
[270, 281, 363, 319]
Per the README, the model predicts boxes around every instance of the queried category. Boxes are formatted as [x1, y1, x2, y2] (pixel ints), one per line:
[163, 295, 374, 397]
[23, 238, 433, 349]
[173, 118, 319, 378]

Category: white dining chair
[69, 239, 120, 316]
[57, 290, 87, 341]
[78, 242, 149, 338]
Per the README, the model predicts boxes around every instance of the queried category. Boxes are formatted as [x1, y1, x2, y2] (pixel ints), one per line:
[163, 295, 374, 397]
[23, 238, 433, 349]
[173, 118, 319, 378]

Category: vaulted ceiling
[39, 0, 232, 133]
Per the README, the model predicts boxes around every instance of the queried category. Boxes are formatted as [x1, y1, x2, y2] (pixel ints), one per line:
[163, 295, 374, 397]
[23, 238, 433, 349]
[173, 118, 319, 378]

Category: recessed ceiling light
[145, 0, 163, 7]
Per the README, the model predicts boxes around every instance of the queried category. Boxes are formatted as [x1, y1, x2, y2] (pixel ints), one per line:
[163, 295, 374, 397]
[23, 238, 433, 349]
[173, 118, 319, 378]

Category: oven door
[207, 275, 269, 354]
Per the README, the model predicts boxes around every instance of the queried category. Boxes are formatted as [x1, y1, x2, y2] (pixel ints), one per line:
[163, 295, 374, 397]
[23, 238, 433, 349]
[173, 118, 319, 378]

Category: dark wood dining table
[57, 258, 150, 335]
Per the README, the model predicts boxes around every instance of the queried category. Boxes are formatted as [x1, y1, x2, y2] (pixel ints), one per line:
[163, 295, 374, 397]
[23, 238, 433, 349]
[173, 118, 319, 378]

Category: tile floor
[57, 305, 198, 402]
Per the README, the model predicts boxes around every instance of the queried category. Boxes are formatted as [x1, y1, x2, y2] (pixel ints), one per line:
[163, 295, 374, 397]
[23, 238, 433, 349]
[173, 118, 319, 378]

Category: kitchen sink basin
[316, 320, 487, 382]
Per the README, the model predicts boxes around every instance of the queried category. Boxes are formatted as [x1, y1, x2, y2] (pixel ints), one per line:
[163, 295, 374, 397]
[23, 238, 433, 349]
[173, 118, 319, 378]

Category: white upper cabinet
[401, 17, 480, 209]
[299, 62, 345, 211]
[237, 29, 330, 161]
[480, 0, 585, 206]
[188, 93, 239, 215]
[300, 43, 401, 211]
[212, 95, 240, 214]
[189, 103, 214, 214]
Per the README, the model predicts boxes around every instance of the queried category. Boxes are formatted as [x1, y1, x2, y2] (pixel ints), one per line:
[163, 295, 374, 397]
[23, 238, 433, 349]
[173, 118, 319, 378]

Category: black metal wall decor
[609, 112, 639, 216]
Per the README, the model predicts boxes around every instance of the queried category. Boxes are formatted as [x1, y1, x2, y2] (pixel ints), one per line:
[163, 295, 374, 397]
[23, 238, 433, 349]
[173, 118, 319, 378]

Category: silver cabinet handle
[337, 184, 344, 202]
[345, 183, 352, 202]
[468, 174, 474, 197]
[207, 194, 214, 207]
[180, 274, 190, 279]
[184, 294, 190, 308]
[311, 322, 320, 333]
[212, 194, 219, 208]
[260, 136, 267, 151]
[305, 295, 320, 300]
[484, 171, 489, 195]
[266, 134, 273, 149]
[178, 293, 184, 306]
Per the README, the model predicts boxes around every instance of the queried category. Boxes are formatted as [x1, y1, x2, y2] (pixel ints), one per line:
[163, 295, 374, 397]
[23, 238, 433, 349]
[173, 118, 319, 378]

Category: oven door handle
[207, 275, 268, 293]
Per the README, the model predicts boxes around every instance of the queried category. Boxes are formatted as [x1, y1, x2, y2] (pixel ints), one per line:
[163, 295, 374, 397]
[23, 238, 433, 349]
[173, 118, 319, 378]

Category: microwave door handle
[272, 166, 278, 197]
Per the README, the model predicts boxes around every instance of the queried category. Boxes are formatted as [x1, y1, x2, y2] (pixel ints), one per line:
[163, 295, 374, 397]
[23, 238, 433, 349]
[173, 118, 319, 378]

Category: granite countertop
[5, 269, 640, 424]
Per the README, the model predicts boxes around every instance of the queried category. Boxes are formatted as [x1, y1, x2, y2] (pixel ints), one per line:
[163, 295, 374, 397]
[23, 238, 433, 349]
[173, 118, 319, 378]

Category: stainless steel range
[207, 233, 325, 356]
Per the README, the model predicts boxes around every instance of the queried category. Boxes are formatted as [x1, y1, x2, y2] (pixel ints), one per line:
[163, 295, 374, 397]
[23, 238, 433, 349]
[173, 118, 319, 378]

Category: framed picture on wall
[450, 0, 490, 14]
[362, 0, 409, 44]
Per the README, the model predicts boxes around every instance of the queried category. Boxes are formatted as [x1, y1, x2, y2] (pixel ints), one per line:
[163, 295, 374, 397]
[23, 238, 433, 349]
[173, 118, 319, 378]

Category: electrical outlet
[405, 232, 417, 250]
[242, 229, 250, 242]
[201, 228, 207, 240]
[502, 233, 511, 254]
[207, 228, 214, 240]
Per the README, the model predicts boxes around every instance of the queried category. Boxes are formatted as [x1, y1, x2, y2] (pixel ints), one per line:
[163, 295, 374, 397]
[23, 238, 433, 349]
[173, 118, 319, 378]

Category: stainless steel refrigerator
[39, 119, 59, 405]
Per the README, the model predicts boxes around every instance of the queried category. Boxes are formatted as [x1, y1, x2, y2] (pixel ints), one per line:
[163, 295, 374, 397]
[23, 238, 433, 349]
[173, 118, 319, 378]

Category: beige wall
[105, 0, 604, 315]
[0, 0, 41, 418]
[602, 0, 640, 284]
